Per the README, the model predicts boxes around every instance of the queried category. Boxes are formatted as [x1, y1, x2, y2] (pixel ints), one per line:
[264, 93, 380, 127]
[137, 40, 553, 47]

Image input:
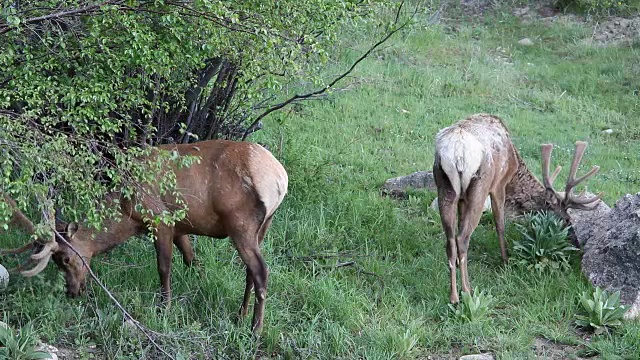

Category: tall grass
[1, 6, 639, 359]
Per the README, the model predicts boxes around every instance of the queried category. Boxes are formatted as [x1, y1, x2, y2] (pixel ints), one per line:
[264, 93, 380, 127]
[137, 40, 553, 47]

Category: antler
[540, 142, 603, 210]
[0, 193, 58, 277]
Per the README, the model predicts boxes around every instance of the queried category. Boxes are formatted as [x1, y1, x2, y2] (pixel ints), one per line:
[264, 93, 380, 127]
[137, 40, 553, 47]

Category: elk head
[51, 222, 92, 297]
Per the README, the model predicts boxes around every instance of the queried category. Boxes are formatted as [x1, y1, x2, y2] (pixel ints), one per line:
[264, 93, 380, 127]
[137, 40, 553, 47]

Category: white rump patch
[436, 129, 485, 195]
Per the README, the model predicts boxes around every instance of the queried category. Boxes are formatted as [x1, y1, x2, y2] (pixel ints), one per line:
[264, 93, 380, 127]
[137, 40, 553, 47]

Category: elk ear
[66, 222, 79, 237]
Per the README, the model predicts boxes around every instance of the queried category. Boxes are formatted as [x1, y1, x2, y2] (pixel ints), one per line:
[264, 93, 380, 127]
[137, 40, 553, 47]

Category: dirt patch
[533, 337, 591, 359]
[513, 4, 640, 46]
[586, 17, 640, 45]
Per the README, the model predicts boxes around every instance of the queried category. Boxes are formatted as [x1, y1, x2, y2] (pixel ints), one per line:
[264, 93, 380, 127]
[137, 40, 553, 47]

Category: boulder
[580, 193, 640, 319]
[381, 171, 437, 199]
[459, 354, 494, 360]
[567, 196, 611, 248]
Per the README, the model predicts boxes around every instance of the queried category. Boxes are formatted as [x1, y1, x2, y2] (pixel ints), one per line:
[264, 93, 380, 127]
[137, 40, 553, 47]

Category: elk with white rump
[433, 114, 602, 304]
[1, 140, 288, 334]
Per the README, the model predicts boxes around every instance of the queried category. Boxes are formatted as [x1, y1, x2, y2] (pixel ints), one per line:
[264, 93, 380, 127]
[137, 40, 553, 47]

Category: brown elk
[1, 140, 288, 334]
[433, 114, 602, 303]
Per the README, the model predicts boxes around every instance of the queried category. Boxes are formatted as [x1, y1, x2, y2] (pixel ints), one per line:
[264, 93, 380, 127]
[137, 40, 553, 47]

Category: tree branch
[0, 1, 123, 35]
[52, 231, 175, 360]
[242, 1, 413, 141]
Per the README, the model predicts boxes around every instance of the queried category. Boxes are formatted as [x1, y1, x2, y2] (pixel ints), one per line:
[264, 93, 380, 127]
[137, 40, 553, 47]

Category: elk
[1, 140, 288, 334]
[433, 114, 602, 304]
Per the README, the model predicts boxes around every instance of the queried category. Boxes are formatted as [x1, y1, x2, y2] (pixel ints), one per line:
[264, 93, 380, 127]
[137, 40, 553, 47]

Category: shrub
[0, 323, 51, 359]
[512, 211, 578, 273]
[575, 287, 630, 335]
[448, 288, 494, 322]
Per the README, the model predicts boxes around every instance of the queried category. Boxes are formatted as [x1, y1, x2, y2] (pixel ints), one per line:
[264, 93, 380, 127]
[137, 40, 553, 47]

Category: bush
[448, 288, 494, 322]
[575, 287, 630, 335]
[0, 323, 51, 359]
[512, 211, 578, 273]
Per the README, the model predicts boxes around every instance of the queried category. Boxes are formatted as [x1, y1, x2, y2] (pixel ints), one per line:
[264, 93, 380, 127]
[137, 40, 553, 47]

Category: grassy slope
[2, 6, 640, 360]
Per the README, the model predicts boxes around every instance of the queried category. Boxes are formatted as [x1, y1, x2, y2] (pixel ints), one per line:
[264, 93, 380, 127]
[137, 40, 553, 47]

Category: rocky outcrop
[381, 171, 436, 199]
[578, 193, 640, 319]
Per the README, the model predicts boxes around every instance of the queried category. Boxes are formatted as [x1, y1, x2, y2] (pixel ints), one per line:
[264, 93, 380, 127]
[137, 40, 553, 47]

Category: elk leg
[239, 268, 253, 319]
[231, 227, 269, 334]
[438, 190, 459, 304]
[173, 234, 194, 267]
[238, 215, 273, 320]
[490, 188, 508, 263]
[457, 188, 489, 295]
[154, 230, 174, 307]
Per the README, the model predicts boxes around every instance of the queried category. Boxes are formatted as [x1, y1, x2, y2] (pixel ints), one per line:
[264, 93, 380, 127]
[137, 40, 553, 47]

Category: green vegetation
[449, 288, 495, 323]
[2, 3, 640, 359]
[576, 287, 630, 335]
[0, 323, 51, 359]
[513, 211, 578, 273]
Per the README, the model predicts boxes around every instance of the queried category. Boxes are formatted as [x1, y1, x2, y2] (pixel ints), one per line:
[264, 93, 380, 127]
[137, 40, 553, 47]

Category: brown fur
[434, 114, 600, 303]
[50, 140, 287, 334]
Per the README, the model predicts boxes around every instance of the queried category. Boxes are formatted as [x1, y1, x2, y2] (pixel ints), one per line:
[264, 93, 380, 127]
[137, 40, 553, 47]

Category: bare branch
[242, 0, 413, 140]
[52, 231, 175, 360]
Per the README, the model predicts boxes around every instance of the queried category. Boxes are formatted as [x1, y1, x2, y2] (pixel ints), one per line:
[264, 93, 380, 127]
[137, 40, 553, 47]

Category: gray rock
[580, 193, 640, 319]
[459, 354, 494, 360]
[0, 263, 8, 290]
[567, 195, 611, 248]
[381, 171, 436, 199]
[518, 38, 534, 46]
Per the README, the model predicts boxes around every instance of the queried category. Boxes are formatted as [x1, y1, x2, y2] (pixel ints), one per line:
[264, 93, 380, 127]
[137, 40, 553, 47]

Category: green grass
[2, 6, 640, 360]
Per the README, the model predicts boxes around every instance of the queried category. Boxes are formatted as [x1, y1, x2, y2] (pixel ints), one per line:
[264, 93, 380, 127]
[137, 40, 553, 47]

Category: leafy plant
[512, 211, 578, 273]
[575, 287, 630, 335]
[448, 288, 494, 322]
[0, 323, 51, 359]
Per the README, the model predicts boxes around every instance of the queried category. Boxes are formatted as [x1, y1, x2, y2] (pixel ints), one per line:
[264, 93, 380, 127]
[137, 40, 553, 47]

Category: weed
[575, 287, 630, 335]
[449, 288, 495, 322]
[513, 211, 578, 273]
[0, 323, 51, 360]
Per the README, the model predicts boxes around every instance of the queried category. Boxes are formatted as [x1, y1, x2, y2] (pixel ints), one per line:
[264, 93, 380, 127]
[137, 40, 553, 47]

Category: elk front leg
[154, 230, 174, 307]
[490, 188, 508, 263]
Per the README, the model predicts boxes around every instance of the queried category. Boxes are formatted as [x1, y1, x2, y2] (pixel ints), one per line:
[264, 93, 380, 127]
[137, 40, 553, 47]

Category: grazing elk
[1, 140, 288, 334]
[433, 114, 602, 303]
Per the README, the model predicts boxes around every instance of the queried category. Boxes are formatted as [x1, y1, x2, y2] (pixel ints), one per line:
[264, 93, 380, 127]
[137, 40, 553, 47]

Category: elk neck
[504, 152, 548, 214]
[83, 215, 145, 255]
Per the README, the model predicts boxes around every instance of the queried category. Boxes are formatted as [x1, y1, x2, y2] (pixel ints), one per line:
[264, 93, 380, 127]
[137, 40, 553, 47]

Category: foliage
[0, 0, 394, 229]
[512, 211, 578, 273]
[1, 5, 640, 359]
[448, 288, 495, 322]
[0, 323, 51, 359]
[575, 287, 630, 335]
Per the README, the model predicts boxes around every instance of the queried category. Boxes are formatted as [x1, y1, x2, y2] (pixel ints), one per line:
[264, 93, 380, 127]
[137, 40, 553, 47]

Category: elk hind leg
[457, 184, 491, 295]
[437, 189, 460, 303]
[229, 214, 270, 334]
[173, 234, 195, 267]
[239, 215, 273, 320]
